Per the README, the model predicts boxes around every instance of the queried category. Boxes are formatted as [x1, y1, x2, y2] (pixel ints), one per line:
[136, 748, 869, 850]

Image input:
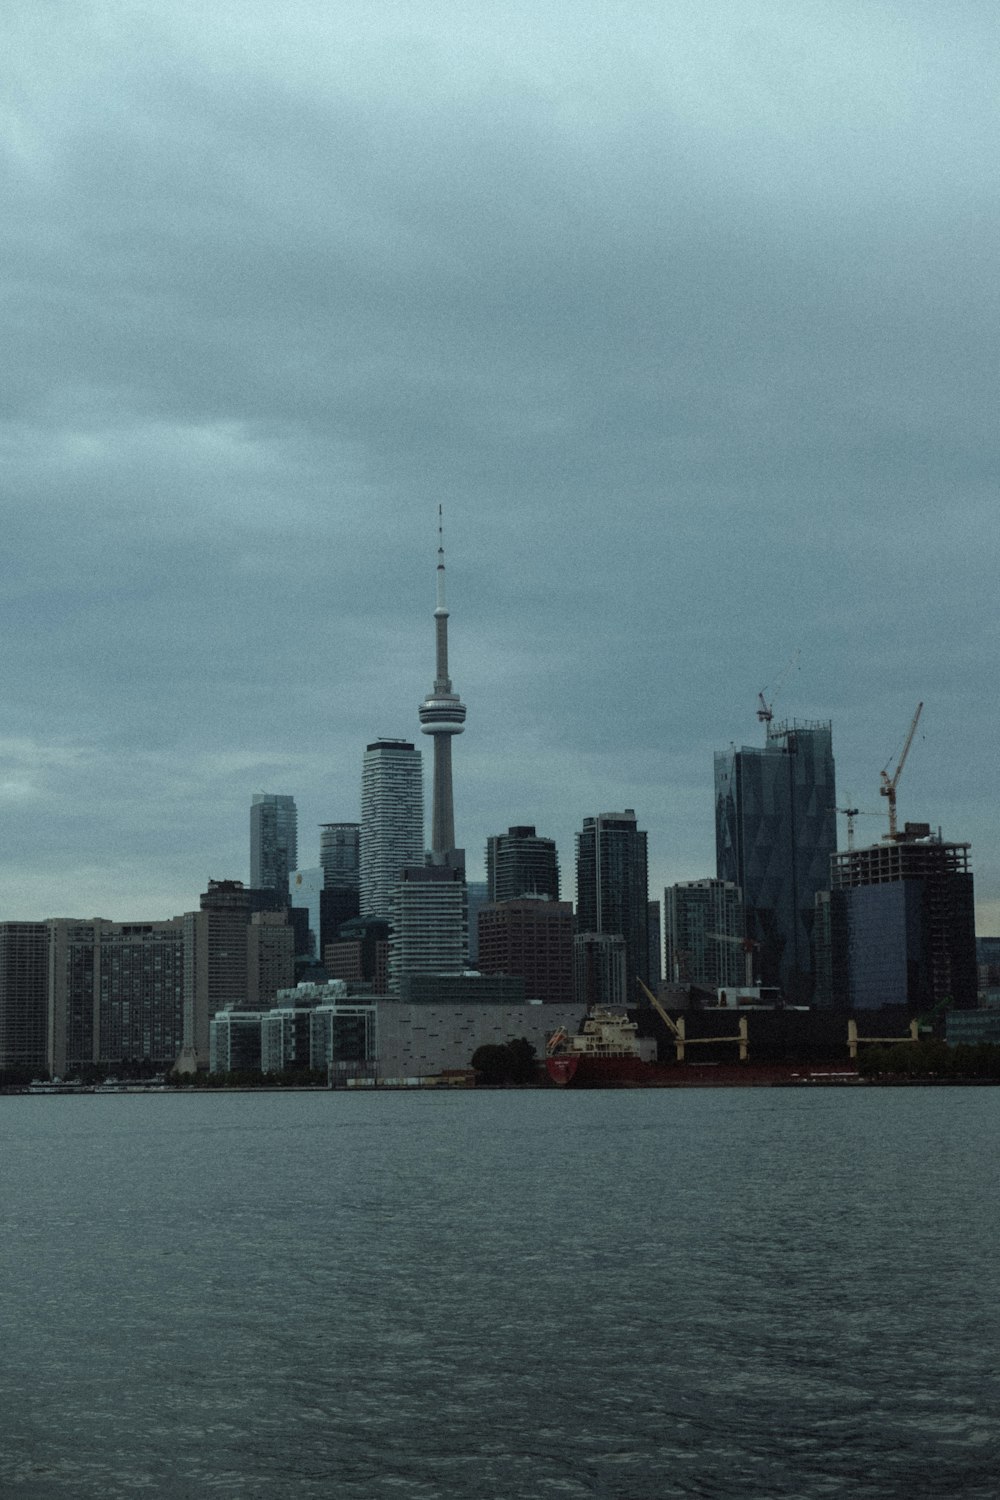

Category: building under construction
[828, 825, 977, 1012]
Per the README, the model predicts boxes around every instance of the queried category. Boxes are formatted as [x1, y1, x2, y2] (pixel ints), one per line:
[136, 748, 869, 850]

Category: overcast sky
[4, 1, 998, 933]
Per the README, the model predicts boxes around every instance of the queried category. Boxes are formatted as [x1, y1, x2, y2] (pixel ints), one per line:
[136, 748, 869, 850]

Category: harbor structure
[715, 719, 836, 1003]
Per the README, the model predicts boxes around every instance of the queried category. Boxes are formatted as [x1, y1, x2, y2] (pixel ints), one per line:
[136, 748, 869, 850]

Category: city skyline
[3, 5, 997, 932]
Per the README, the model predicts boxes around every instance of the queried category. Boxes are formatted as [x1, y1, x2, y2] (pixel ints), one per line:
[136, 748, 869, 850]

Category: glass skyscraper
[250, 793, 298, 898]
[575, 810, 651, 995]
[715, 720, 836, 1003]
[486, 825, 560, 904]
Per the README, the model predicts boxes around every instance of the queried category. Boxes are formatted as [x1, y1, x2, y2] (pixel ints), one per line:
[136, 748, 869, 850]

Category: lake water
[1, 1087, 998, 1498]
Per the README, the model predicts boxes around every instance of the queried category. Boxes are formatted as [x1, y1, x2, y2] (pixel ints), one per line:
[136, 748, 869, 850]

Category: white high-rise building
[359, 740, 424, 920]
[388, 865, 468, 992]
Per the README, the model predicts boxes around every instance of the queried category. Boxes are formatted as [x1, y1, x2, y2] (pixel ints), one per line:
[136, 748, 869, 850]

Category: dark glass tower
[715, 719, 836, 1003]
[486, 826, 560, 904]
[250, 793, 298, 898]
[575, 810, 651, 995]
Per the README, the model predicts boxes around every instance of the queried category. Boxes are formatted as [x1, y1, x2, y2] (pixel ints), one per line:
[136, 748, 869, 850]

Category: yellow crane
[879, 702, 923, 839]
[636, 978, 748, 1063]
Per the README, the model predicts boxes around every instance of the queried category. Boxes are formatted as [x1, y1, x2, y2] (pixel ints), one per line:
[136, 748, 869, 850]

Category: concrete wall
[374, 1001, 583, 1079]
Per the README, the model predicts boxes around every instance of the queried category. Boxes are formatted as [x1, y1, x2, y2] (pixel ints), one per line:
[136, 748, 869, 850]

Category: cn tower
[418, 508, 466, 861]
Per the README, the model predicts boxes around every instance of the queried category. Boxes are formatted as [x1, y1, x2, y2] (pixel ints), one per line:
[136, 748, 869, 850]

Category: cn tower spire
[418, 507, 466, 861]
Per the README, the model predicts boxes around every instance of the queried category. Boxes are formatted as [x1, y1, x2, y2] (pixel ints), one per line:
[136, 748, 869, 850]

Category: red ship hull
[545, 1053, 662, 1087]
[545, 1054, 580, 1086]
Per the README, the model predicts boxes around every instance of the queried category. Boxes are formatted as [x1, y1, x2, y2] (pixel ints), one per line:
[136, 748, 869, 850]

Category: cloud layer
[4, 2, 998, 930]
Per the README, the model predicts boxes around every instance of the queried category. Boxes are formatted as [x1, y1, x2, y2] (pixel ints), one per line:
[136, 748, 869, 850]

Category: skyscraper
[664, 878, 745, 990]
[715, 719, 836, 1003]
[319, 823, 360, 890]
[0, 922, 49, 1075]
[359, 740, 424, 920]
[388, 865, 468, 991]
[250, 793, 298, 898]
[478, 898, 575, 1005]
[418, 508, 466, 867]
[486, 826, 560, 903]
[319, 822, 362, 954]
[829, 826, 977, 1011]
[48, 917, 186, 1078]
[575, 810, 650, 995]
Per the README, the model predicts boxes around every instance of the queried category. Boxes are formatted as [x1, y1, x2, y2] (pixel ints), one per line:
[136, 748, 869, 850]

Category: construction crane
[756, 649, 801, 731]
[879, 702, 923, 839]
[833, 804, 882, 851]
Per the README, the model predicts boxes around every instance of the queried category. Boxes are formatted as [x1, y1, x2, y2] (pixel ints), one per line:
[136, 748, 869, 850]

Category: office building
[715, 719, 836, 1003]
[576, 810, 650, 994]
[246, 912, 296, 1009]
[359, 740, 424, 920]
[48, 917, 185, 1078]
[181, 880, 293, 1070]
[388, 865, 468, 991]
[319, 822, 360, 890]
[0, 922, 50, 1075]
[324, 917, 390, 994]
[486, 826, 560, 904]
[574, 931, 627, 1010]
[466, 880, 489, 964]
[648, 900, 662, 990]
[477, 898, 575, 1005]
[209, 1010, 266, 1073]
[664, 879, 745, 990]
[250, 793, 298, 898]
[829, 827, 977, 1011]
[319, 822, 362, 950]
[310, 1002, 377, 1084]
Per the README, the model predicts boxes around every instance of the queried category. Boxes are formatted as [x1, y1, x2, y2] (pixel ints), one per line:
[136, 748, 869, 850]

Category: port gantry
[636, 978, 749, 1063]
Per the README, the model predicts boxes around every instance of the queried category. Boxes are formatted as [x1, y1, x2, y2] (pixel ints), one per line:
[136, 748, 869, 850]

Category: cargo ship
[545, 1009, 660, 1087]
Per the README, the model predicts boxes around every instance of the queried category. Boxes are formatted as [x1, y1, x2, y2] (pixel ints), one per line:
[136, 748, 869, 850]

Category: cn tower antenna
[419, 507, 466, 859]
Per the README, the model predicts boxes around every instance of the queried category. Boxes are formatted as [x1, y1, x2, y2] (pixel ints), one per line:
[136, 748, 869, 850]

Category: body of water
[2, 1087, 998, 1497]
